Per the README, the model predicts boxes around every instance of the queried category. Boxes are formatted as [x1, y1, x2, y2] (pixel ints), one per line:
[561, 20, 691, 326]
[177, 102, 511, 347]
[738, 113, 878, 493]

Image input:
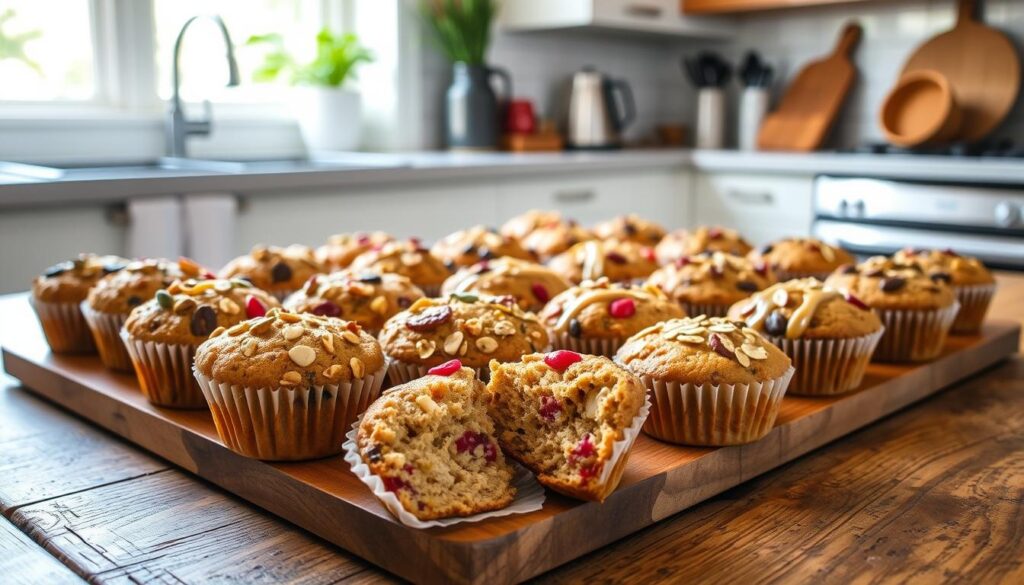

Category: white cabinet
[694, 172, 814, 246]
[501, 0, 735, 38]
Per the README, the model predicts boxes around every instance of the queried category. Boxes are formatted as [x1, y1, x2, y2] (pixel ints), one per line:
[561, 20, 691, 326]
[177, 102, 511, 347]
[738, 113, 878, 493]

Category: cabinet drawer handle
[554, 189, 595, 202]
[726, 189, 774, 205]
[625, 4, 663, 18]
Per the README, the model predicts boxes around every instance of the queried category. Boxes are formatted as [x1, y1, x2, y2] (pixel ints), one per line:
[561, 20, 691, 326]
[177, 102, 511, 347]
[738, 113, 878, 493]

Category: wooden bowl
[880, 69, 961, 148]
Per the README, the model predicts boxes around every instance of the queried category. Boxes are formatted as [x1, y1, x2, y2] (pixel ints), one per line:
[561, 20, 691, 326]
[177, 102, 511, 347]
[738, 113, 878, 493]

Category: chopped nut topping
[464, 318, 483, 336]
[416, 339, 436, 359]
[341, 330, 361, 344]
[283, 324, 304, 341]
[210, 326, 226, 337]
[227, 322, 249, 336]
[415, 394, 439, 415]
[370, 296, 388, 315]
[492, 320, 516, 336]
[350, 357, 365, 378]
[475, 336, 498, 353]
[288, 345, 317, 367]
[321, 332, 335, 354]
[323, 364, 344, 381]
[249, 317, 273, 335]
[241, 338, 258, 357]
[173, 298, 196, 314]
[218, 297, 240, 315]
[280, 371, 303, 386]
[444, 331, 464, 355]
[278, 311, 301, 323]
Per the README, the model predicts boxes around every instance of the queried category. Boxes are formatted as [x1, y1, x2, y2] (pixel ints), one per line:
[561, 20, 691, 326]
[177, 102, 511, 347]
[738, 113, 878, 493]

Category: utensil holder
[738, 88, 769, 151]
[696, 88, 726, 149]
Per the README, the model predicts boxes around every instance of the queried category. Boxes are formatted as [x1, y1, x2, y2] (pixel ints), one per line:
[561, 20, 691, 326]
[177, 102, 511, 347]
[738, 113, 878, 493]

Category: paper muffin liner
[769, 328, 885, 396]
[549, 331, 625, 358]
[121, 331, 206, 408]
[386, 360, 488, 385]
[80, 303, 133, 372]
[638, 366, 795, 446]
[582, 394, 651, 502]
[774, 269, 833, 282]
[30, 297, 96, 354]
[193, 364, 386, 461]
[679, 302, 730, 318]
[950, 283, 996, 335]
[873, 302, 960, 363]
[342, 418, 545, 529]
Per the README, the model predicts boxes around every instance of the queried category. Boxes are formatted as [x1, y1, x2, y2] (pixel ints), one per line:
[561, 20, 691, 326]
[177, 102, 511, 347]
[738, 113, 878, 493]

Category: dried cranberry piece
[710, 264, 724, 278]
[708, 227, 723, 239]
[641, 247, 656, 263]
[572, 434, 596, 459]
[474, 260, 491, 273]
[579, 464, 599, 480]
[845, 292, 869, 311]
[190, 305, 217, 337]
[676, 256, 691, 268]
[408, 237, 422, 249]
[245, 295, 267, 318]
[538, 395, 563, 421]
[271, 261, 293, 283]
[356, 233, 371, 245]
[902, 247, 917, 256]
[942, 248, 958, 257]
[609, 297, 636, 318]
[544, 350, 583, 372]
[427, 358, 462, 377]
[382, 476, 408, 493]
[839, 264, 858, 275]
[880, 277, 906, 292]
[531, 283, 550, 303]
[708, 333, 735, 359]
[312, 301, 341, 317]
[406, 305, 452, 332]
[764, 311, 788, 337]
[454, 431, 497, 462]
[754, 261, 769, 276]
[736, 280, 758, 292]
[606, 251, 627, 264]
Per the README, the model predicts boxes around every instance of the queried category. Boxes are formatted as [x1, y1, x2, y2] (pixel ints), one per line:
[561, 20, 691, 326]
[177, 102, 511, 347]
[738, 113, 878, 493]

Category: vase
[290, 86, 362, 152]
[446, 62, 511, 151]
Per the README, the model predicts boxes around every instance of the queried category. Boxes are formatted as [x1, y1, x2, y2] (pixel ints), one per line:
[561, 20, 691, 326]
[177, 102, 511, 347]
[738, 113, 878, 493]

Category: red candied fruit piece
[609, 297, 636, 319]
[531, 282, 550, 303]
[641, 246, 656, 263]
[539, 395, 563, 421]
[382, 476, 408, 492]
[708, 227, 723, 239]
[754, 261, 769, 276]
[356, 233, 371, 245]
[427, 359, 462, 377]
[579, 465, 599, 480]
[408, 236, 422, 249]
[845, 292, 869, 311]
[455, 431, 497, 462]
[572, 434, 596, 459]
[202, 270, 217, 280]
[544, 350, 582, 372]
[606, 251, 627, 264]
[676, 256, 691, 268]
[245, 295, 267, 318]
[312, 300, 341, 317]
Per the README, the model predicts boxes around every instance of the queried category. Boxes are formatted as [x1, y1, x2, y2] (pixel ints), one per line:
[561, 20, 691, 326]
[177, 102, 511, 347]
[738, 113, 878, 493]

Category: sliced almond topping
[443, 331, 464, 355]
[173, 298, 196, 314]
[288, 345, 317, 367]
[349, 357, 365, 378]
[218, 297, 240, 315]
[530, 330, 544, 340]
[735, 349, 751, 367]
[241, 338, 258, 357]
[370, 296, 388, 315]
[210, 326, 226, 338]
[280, 371, 303, 386]
[459, 340, 468, 356]
[341, 330, 361, 344]
[249, 317, 273, 335]
[475, 336, 498, 353]
[214, 280, 233, 292]
[676, 334, 704, 344]
[283, 324, 304, 341]
[742, 344, 768, 359]
[718, 335, 736, 352]
[321, 332, 335, 354]
[820, 244, 835, 262]
[416, 339, 436, 359]
[400, 252, 422, 266]
[323, 364, 344, 381]
[772, 288, 790, 307]
[228, 322, 249, 336]
[279, 311, 301, 323]
[709, 323, 736, 334]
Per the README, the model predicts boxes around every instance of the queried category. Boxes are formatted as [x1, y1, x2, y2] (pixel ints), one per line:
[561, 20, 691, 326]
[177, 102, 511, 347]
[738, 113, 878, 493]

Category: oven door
[813, 219, 1024, 270]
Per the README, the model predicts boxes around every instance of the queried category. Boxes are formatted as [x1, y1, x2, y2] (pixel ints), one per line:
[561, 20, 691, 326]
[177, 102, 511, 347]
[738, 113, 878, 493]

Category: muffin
[82, 258, 185, 372]
[121, 279, 280, 408]
[440, 257, 572, 313]
[727, 278, 885, 396]
[349, 239, 450, 297]
[748, 237, 854, 281]
[892, 248, 996, 334]
[377, 294, 549, 384]
[430, 225, 533, 270]
[487, 351, 648, 501]
[539, 278, 685, 356]
[592, 214, 665, 246]
[825, 256, 958, 362]
[615, 316, 794, 446]
[647, 252, 775, 317]
[655, 226, 752, 264]
[520, 223, 597, 262]
[219, 244, 325, 300]
[283, 269, 425, 334]
[193, 308, 386, 460]
[316, 231, 395, 271]
[351, 363, 518, 522]
[547, 239, 658, 284]
[500, 209, 565, 242]
[31, 253, 130, 354]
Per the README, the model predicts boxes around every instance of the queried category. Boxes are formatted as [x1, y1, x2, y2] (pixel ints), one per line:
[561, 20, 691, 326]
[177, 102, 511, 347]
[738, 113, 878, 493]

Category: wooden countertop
[3, 274, 1023, 584]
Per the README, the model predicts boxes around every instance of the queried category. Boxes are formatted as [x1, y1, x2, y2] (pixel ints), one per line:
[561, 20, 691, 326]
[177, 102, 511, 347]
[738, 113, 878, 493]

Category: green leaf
[421, 0, 496, 64]
[243, 26, 373, 88]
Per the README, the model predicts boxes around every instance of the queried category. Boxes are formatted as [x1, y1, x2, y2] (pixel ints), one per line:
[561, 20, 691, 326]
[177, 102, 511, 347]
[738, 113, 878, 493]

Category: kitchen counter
[2, 273, 1023, 583]
[2, 148, 1022, 208]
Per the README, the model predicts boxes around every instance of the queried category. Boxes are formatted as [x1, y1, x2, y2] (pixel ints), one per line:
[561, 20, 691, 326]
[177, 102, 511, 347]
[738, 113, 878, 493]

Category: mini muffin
[193, 308, 386, 461]
[825, 256, 958, 362]
[487, 351, 648, 501]
[647, 252, 775, 317]
[377, 294, 549, 384]
[655, 226, 752, 264]
[283, 270, 425, 334]
[748, 237, 854, 281]
[316, 231, 396, 271]
[122, 279, 279, 408]
[520, 223, 597, 262]
[440, 257, 571, 313]
[430, 225, 533, 270]
[592, 214, 665, 246]
[615, 316, 794, 446]
[219, 244, 325, 300]
[349, 239, 450, 297]
[500, 209, 565, 242]
[547, 239, 658, 284]
[31, 253, 130, 353]
[893, 248, 996, 334]
[539, 278, 685, 356]
[82, 258, 186, 372]
[727, 278, 884, 396]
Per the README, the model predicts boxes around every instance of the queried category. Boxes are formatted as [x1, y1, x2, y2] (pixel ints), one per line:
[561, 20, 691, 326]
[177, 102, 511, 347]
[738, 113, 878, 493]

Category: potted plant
[422, 0, 510, 151]
[248, 29, 372, 152]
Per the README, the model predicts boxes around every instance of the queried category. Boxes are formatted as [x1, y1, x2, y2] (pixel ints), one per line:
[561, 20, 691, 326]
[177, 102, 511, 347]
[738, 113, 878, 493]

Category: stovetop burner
[840, 140, 1024, 158]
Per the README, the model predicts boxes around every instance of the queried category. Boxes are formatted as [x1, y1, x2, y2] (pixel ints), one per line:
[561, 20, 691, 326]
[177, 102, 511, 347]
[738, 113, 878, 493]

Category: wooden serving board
[0, 293, 1018, 584]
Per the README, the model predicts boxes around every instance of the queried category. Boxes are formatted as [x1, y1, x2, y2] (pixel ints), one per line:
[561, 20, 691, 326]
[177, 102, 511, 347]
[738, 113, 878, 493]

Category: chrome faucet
[166, 15, 240, 158]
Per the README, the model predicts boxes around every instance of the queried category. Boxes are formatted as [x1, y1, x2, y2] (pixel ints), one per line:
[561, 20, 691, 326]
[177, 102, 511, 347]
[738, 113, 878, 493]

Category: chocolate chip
[569, 318, 582, 338]
[357, 273, 382, 284]
[405, 305, 452, 332]
[606, 252, 627, 264]
[444, 259, 457, 272]
[43, 262, 72, 278]
[271, 261, 292, 283]
[880, 277, 906, 292]
[312, 301, 341, 317]
[477, 247, 494, 260]
[190, 305, 217, 337]
[760, 244, 774, 255]
[736, 280, 758, 292]
[839, 264, 858, 274]
[461, 243, 476, 255]
[764, 310, 788, 336]
[397, 296, 412, 308]
[103, 262, 127, 274]
[127, 295, 142, 307]
[930, 272, 952, 284]
[624, 222, 637, 236]
[366, 445, 383, 463]
[865, 269, 884, 278]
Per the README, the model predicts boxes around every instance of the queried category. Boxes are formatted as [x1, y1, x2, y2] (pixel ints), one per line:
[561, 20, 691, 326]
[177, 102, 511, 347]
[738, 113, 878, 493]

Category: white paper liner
[80, 303, 133, 372]
[193, 364, 386, 461]
[637, 366, 795, 446]
[680, 302, 730, 318]
[548, 331, 625, 358]
[121, 331, 207, 408]
[769, 328, 885, 396]
[774, 269, 833, 283]
[873, 302, 960, 363]
[387, 360, 488, 385]
[342, 418, 545, 529]
[30, 297, 96, 354]
[951, 283, 996, 334]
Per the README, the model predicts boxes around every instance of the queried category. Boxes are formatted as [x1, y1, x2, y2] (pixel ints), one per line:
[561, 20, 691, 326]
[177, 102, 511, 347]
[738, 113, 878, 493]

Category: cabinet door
[694, 173, 813, 245]
[496, 170, 690, 230]
[0, 206, 126, 294]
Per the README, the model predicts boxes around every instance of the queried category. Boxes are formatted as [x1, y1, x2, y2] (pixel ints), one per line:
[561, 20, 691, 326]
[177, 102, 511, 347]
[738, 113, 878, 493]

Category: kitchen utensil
[683, 52, 732, 88]
[446, 63, 512, 151]
[740, 51, 773, 88]
[738, 87, 770, 151]
[696, 88, 726, 149]
[899, 0, 1020, 143]
[567, 67, 636, 149]
[879, 69, 961, 148]
[757, 22, 862, 152]
[505, 99, 537, 134]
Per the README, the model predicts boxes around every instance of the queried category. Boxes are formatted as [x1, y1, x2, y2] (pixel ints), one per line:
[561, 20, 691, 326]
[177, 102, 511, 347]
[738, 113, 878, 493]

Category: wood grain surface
[1, 291, 1018, 584]
[0, 516, 82, 585]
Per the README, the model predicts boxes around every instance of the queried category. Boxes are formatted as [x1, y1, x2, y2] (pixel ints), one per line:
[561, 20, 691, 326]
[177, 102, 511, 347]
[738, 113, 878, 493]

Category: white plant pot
[290, 87, 362, 152]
